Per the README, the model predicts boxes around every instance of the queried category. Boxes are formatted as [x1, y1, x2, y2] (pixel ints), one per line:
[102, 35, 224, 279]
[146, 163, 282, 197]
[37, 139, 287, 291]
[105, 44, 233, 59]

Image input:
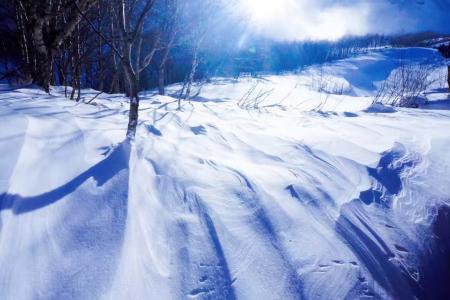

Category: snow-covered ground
[1, 48, 450, 299]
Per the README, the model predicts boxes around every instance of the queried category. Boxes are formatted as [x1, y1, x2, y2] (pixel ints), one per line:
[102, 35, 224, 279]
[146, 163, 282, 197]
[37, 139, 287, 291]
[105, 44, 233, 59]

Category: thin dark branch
[73, 1, 123, 60]
[85, 91, 103, 104]
[131, 0, 156, 42]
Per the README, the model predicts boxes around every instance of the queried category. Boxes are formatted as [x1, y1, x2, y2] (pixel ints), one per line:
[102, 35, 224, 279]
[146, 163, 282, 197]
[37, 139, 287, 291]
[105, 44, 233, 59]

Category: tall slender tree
[438, 44, 450, 92]
[114, 0, 156, 138]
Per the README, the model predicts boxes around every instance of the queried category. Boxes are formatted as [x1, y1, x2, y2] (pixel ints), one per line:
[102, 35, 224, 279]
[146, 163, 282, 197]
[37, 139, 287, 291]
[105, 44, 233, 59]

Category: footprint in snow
[332, 260, 345, 265]
[191, 125, 207, 135]
[394, 244, 409, 253]
[343, 112, 358, 117]
[147, 124, 162, 136]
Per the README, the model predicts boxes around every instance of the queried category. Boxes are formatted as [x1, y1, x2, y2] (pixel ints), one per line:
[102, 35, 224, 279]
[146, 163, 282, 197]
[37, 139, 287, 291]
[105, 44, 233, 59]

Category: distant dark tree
[0, 1, 21, 82]
[154, 0, 183, 96]
[437, 43, 450, 91]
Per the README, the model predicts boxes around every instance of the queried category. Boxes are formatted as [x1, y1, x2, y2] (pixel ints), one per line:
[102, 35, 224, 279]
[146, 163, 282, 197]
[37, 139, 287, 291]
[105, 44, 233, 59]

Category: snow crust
[1, 48, 450, 299]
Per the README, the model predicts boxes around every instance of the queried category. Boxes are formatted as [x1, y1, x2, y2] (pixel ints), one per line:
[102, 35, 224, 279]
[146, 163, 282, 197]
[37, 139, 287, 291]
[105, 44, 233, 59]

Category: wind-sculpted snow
[1, 48, 450, 299]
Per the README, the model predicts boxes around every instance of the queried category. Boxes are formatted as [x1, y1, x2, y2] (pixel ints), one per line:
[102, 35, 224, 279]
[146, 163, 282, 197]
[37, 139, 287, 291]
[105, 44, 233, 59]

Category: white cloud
[238, 0, 450, 41]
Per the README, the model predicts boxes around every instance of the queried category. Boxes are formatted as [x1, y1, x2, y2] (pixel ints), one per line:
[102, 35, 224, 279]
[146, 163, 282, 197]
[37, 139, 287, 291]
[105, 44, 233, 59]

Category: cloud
[239, 0, 450, 41]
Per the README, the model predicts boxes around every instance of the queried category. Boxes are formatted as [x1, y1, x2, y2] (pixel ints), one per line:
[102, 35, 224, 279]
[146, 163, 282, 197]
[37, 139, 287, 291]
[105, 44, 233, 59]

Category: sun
[241, 0, 290, 26]
[237, 0, 366, 41]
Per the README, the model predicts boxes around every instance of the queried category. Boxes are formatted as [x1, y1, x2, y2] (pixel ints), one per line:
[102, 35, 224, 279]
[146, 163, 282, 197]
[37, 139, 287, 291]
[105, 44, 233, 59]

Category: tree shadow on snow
[0, 140, 130, 214]
[421, 99, 450, 110]
[0, 140, 131, 298]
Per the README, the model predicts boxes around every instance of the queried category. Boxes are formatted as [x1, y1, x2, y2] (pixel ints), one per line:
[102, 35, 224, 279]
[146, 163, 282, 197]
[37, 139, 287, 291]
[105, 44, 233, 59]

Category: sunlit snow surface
[1, 48, 450, 299]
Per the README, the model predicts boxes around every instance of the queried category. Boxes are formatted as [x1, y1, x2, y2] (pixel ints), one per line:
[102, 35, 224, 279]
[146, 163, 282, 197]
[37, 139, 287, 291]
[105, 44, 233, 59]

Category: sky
[239, 0, 450, 41]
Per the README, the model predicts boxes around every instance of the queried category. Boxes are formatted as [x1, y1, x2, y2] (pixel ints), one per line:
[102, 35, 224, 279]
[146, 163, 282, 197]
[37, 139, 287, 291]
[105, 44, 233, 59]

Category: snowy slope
[1, 48, 450, 299]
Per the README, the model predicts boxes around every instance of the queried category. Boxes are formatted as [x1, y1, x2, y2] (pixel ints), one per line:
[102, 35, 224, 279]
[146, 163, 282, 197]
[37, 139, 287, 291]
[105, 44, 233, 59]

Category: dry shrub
[374, 61, 438, 107]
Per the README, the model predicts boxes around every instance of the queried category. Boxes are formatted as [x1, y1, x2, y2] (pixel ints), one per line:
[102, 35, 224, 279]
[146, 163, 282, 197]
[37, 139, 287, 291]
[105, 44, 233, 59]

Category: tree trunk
[31, 21, 52, 92]
[16, 4, 31, 81]
[447, 65, 450, 92]
[115, 0, 156, 139]
[158, 65, 165, 95]
[122, 60, 140, 139]
[126, 79, 140, 139]
[157, 35, 175, 96]
[109, 73, 120, 94]
[35, 52, 52, 92]
[184, 47, 200, 100]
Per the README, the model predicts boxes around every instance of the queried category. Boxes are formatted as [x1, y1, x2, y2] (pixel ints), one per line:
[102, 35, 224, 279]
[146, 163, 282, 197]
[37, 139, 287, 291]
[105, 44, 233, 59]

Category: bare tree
[156, 0, 182, 95]
[179, 0, 224, 101]
[114, 0, 156, 138]
[76, 0, 157, 138]
[374, 60, 437, 107]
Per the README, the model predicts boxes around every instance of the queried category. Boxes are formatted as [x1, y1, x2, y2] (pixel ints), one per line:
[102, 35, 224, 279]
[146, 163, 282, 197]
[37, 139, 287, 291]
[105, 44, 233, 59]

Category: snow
[1, 47, 450, 299]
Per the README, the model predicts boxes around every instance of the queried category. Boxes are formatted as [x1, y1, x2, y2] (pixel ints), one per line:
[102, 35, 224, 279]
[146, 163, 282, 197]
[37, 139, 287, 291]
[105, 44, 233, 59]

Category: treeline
[225, 34, 390, 76]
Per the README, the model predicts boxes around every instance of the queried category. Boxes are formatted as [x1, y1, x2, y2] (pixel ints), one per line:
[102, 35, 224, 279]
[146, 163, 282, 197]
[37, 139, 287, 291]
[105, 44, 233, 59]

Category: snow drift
[1, 48, 450, 299]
